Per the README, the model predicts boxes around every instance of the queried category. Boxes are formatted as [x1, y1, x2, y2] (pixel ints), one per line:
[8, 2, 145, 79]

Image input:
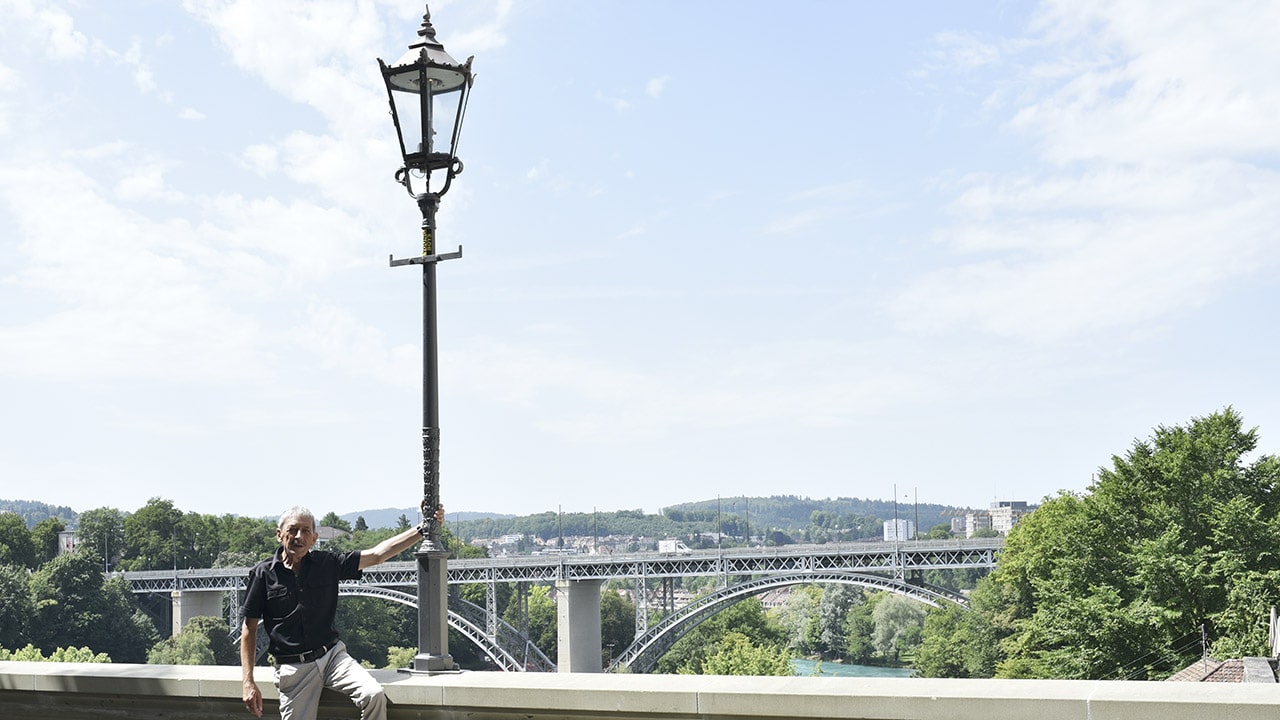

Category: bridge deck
[123, 539, 1000, 592]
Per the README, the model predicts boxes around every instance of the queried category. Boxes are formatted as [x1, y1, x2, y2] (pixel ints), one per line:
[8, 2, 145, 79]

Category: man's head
[276, 506, 317, 564]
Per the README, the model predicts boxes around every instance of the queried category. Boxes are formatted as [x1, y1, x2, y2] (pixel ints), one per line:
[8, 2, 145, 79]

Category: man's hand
[359, 502, 445, 568]
[243, 679, 263, 717]
[420, 499, 444, 524]
[240, 617, 263, 717]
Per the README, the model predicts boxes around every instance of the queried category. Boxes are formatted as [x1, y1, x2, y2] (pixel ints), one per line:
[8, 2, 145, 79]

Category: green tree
[0, 644, 110, 662]
[600, 589, 635, 663]
[0, 512, 36, 569]
[218, 514, 276, 559]
[214, 550, 262, 568]
[843, 593, 878, 664]
[337, 596, 414, 667]
[122, 497, 183, 571]
[871, 594, 926, 662]
[913, 604, 970, 677]
[147, 615, 237, 666]
[913, 591, 1002, 679]
[30, 551, 157, 662]
[656, 598, 784, 674]
[148, 616, 222, 666]
[31, 517, 66, 567]
[319, 512, 352, 532]
[76, 507, 126, 571]
[681, 631, 795, 676]
[0, 564, 34, 650]
[176, 512, 221, 569]
[946, 408, 1280, 680]
[384, 645, 416, 669]
[502, 584, 557, 660]
[817, 584, 860, 658]
[771, 584, 821, 655]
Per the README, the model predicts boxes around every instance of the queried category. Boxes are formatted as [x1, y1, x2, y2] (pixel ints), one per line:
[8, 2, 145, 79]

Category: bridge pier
[556, 578, 604, 673]
[170, 590, 223, 637]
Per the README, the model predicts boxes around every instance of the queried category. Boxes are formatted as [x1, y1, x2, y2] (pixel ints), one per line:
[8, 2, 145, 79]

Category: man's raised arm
[359, 502, 443, 569]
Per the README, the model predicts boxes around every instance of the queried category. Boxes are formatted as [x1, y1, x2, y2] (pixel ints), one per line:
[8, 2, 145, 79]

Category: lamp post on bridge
[378, 4, 474, 674]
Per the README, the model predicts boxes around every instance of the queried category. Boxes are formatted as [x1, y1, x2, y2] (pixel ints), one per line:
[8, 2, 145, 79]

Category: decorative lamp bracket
[389, 246, 463, 266]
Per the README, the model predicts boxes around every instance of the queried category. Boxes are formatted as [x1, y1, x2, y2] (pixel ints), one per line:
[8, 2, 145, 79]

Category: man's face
[276, 515, 317, 563]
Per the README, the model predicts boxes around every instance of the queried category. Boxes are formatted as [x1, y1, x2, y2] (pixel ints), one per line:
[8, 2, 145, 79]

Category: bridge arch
[610, 570, 966, 674]
[335, 586, 555, 672]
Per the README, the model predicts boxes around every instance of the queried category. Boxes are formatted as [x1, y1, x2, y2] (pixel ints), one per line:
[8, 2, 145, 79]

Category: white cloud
[122, 38, 157, 95]
[9, 1, 91, 60]
[930, 30, 1002, 72]
[115, 161, 186, 203]
[595, 90, 631, 113]
[446, 334, 943, 446]
[645, 76, 669, 98]
[240, 143, 279, 175]
[178, 107, 206, 120]
[0, 162, 272, 382]
[290, 301, 418, 388]
[68, 140, 132, 161]
[614, 226, 645, 241]
[893, 1, 1280, 344]
[1016, 0, 1280, 164]
[183, 0, 392, 130]
[446, 0, 514, 53]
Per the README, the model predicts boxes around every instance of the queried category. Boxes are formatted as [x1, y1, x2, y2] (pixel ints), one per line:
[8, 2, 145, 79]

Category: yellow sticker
[422, 229, 434, 256]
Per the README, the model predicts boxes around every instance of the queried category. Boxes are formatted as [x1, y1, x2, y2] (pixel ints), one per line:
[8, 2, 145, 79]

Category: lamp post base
[408, 546, 455, 674]
[403, 654, 460, 674]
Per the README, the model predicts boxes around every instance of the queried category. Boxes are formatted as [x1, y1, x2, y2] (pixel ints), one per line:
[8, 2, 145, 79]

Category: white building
[989, 501, 1030, 535]
[883, 518, 915, 542]
[964, 513, 992, 537]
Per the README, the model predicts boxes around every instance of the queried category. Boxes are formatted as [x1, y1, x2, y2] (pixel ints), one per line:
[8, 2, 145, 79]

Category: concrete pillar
[555, 578, 603, 673]
[170, 590, 223, 637]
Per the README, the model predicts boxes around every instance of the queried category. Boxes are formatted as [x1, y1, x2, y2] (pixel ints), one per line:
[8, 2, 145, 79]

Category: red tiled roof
[1166, 659, 1245, 682]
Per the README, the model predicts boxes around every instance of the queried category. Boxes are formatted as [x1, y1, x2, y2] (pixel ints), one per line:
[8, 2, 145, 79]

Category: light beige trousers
[274, 641, 386, 720]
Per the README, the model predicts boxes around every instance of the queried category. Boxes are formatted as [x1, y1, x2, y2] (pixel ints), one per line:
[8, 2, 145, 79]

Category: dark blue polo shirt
[241, 548, 362, 657]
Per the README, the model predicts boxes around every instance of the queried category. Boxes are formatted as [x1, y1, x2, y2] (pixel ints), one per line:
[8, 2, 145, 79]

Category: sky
[2, 0, 1278, 522]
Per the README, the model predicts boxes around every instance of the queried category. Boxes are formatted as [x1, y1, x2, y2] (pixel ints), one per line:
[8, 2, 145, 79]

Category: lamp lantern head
[378, 6, 473, 196]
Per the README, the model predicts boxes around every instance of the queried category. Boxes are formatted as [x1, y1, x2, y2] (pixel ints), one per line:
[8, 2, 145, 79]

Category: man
[240, 501, 444, 719]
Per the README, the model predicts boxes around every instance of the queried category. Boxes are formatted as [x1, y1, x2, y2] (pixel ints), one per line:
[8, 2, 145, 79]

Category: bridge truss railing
[123, 538, 999, 593]
[122, 538, 1000, 672]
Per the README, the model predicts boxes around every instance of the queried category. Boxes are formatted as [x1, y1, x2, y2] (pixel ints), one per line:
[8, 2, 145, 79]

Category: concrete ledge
[3, 661, 1280, 720]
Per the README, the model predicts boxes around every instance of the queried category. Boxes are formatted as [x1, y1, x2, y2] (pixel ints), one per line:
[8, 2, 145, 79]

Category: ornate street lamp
[379, 4, 474, 674]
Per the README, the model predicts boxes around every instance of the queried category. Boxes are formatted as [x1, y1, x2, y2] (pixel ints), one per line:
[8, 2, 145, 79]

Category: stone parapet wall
[2, 661, 1279, 720]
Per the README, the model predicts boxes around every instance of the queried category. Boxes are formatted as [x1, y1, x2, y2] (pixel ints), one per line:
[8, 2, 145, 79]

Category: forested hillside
[440, 495, 969, 545]
[2, 491, 977, 548]
[0, 499, 75, 529]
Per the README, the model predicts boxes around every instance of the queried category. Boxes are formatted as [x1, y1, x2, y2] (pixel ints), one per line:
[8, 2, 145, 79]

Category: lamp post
[378, 4, 474, 674]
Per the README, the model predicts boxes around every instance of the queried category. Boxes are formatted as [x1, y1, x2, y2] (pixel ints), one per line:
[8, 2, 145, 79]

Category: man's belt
[271, 644, 334, 665]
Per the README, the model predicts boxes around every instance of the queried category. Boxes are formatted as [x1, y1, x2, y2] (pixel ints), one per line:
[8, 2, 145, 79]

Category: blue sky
[2, 0, 1277, 521]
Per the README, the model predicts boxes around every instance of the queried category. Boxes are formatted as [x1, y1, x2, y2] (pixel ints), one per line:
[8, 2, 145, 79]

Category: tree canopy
[917, 408, 1280, 679]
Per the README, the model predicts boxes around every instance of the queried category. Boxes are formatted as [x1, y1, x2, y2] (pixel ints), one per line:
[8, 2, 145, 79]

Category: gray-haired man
[240, 501, 441, 719]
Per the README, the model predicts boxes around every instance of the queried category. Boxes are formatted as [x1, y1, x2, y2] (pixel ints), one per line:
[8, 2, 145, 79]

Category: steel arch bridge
[609, 570, 966, 674]
[335, 586, 555, 672]
[123, 538, 999, 673]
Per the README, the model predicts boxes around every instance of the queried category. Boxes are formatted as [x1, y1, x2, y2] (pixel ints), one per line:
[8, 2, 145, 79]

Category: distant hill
[3, 495, 983, 536]
[663, 495, 970, 533]
[0, 499, 77, 529]
[340, 508, 515, 530]
[436, 496, 988, 544]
